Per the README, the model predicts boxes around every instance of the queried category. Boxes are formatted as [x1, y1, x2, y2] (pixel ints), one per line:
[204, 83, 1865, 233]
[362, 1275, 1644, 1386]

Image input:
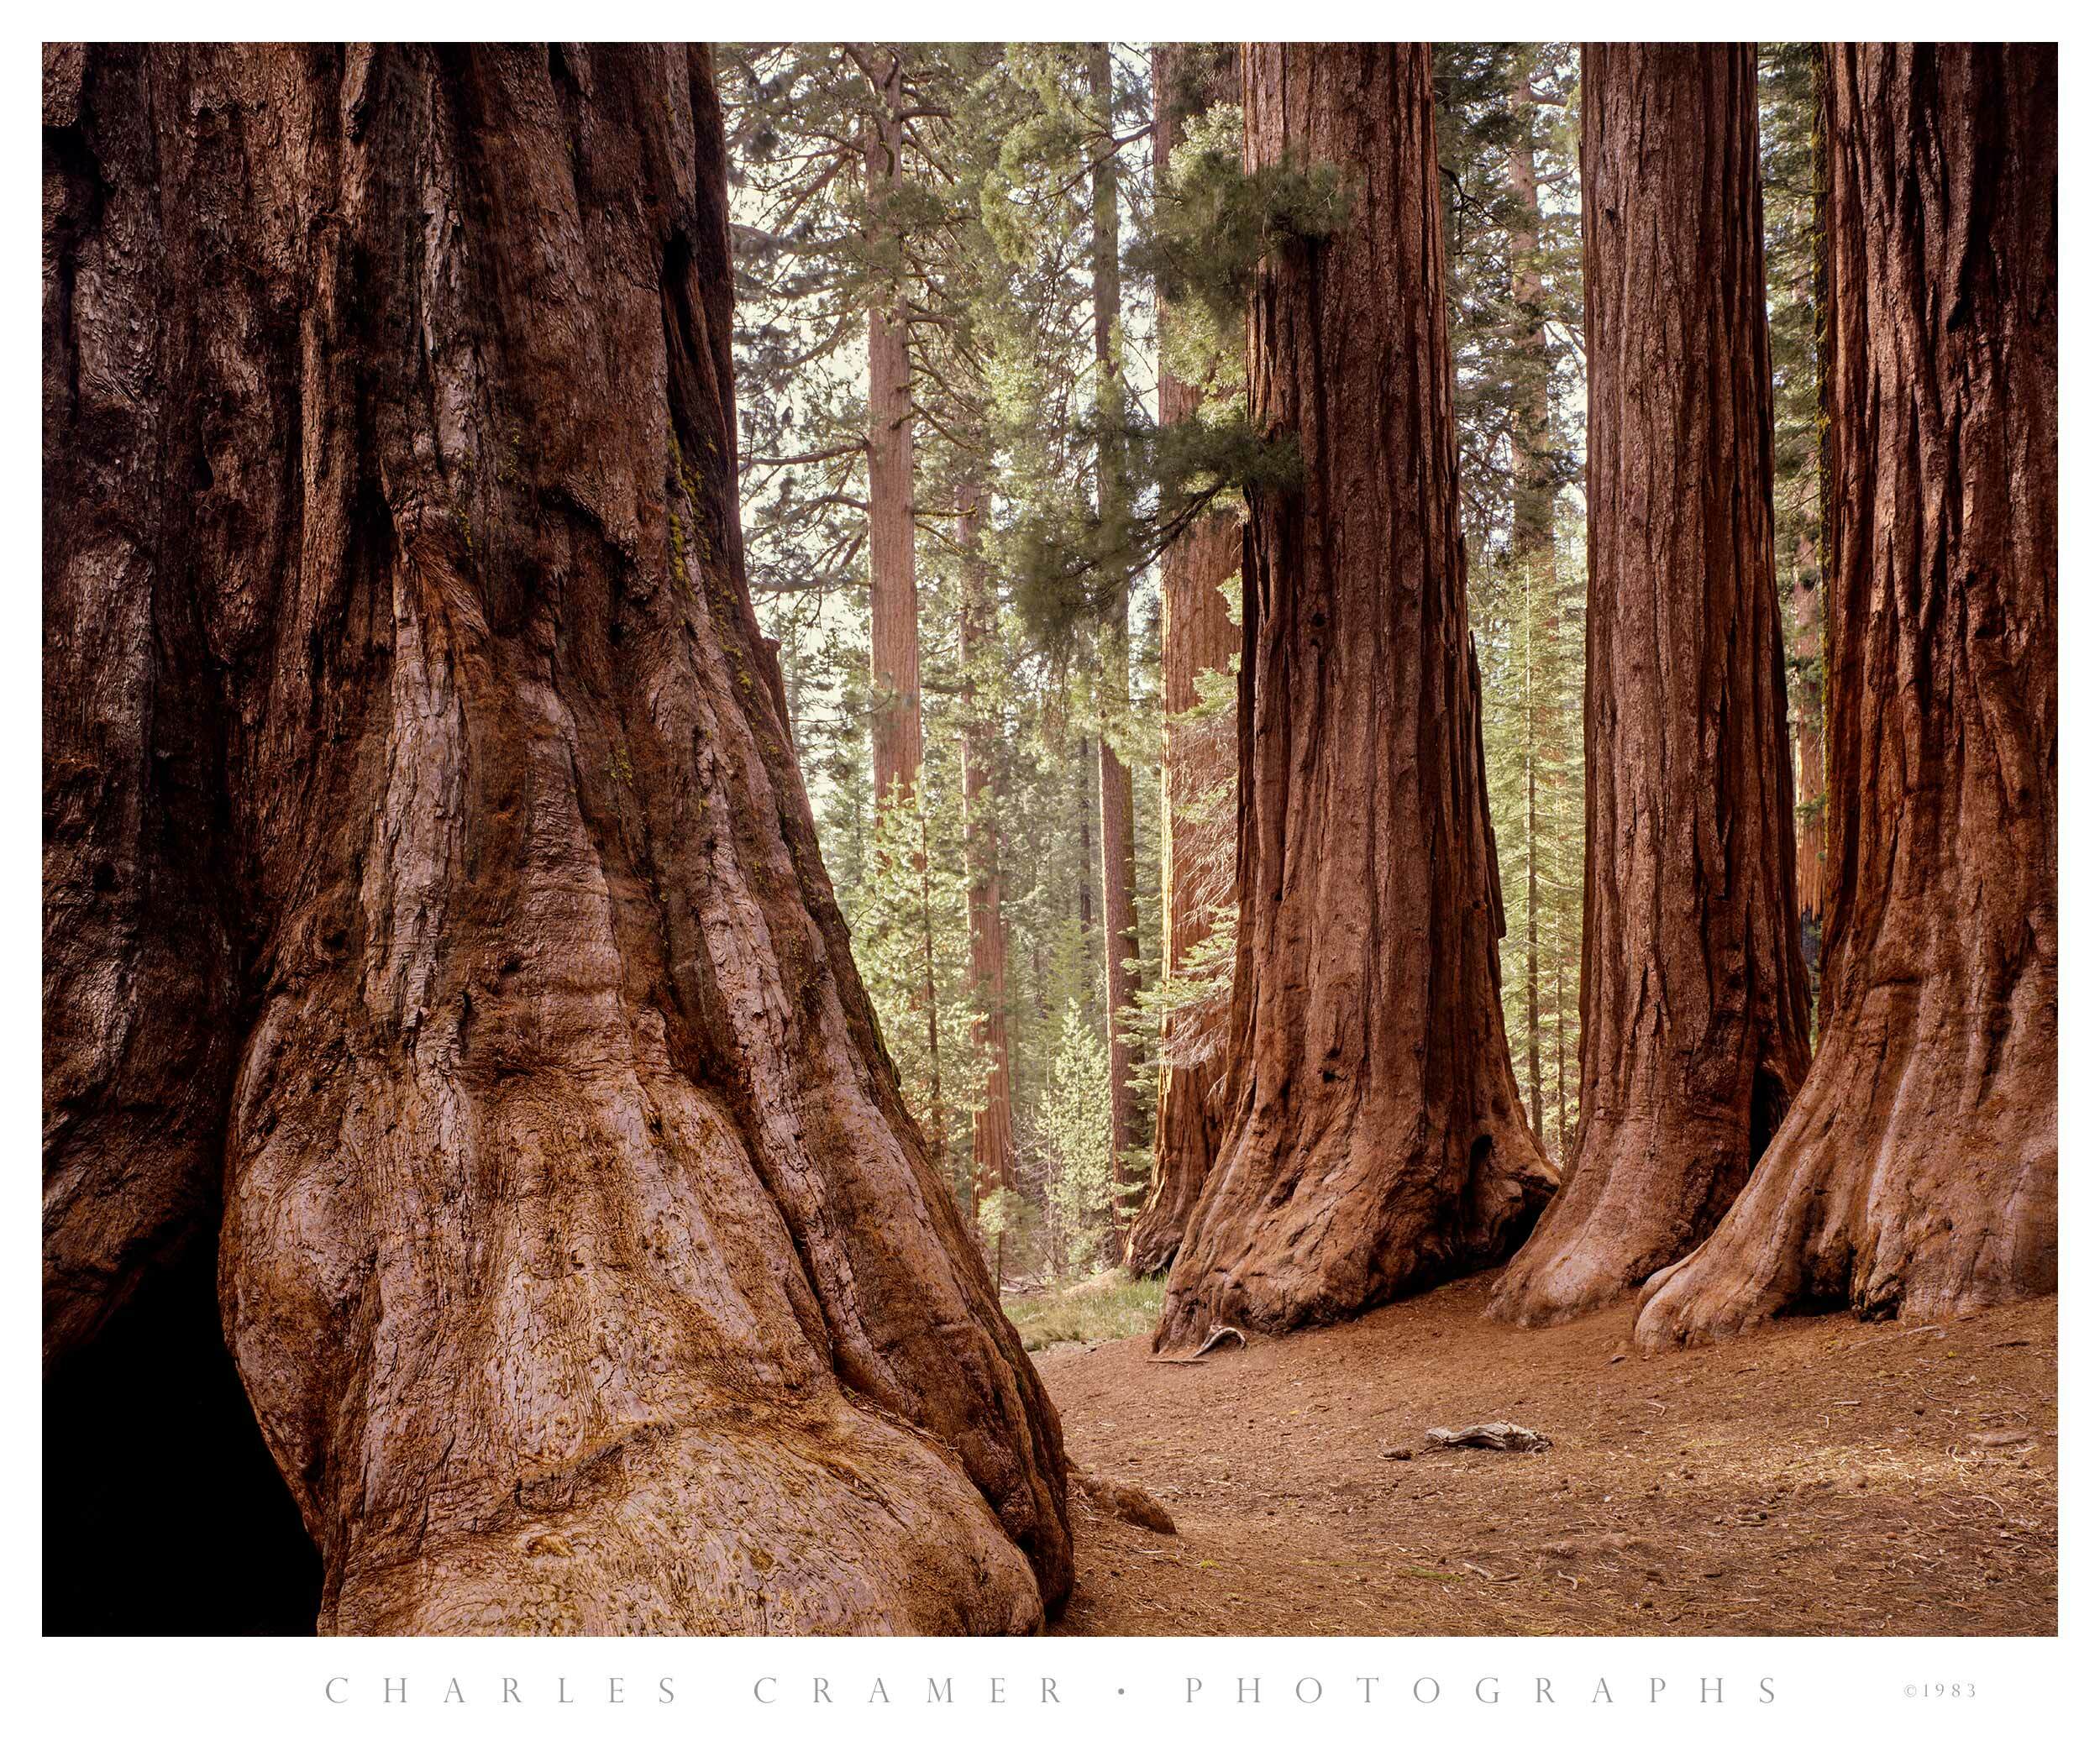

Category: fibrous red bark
[1156, 45, 1556, 1348]
[1490, 45, 1812, 1327]
[1638, 43, 2056, 1347]
[1126, 41, 1240, 1280]
[44, 42, 1068, 1633]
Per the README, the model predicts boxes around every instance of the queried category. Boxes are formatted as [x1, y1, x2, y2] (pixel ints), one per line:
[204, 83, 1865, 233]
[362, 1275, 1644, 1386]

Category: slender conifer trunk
[1126, 41, 1240, 1278]
[958, 469, 1016, 1276]
[1084, 43, 1142, 1229]
[864, 49, 922, 815]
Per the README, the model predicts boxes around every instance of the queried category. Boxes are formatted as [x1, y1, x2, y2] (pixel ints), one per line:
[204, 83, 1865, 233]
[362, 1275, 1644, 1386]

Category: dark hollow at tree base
[45, 1240, 322, 1635]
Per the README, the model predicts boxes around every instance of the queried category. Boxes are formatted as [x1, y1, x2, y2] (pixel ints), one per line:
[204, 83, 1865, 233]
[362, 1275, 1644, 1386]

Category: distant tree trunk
[916, 831, 949, 1168]
[1087, 42, 1142, 1229]
[862, 47, 946, 1166]
[1524, 720, 1543, 1137]
[1126, 41, 1240, 1280]
[1790, 540, 1829, 1009]
[1157, 45, 1556, 1348]
[1508, 63, 1553, 1142]
[864, 49, 922, 814]
[1554, 958, 1569, 1156]
[958, 469, 1016, 1278]
[42, 42, 1068, 1633]
[1076, 736, 1095, 932]
[1492, 45, 1811, 1327]
[1504, 65, 1557, 566]
[1639, 44, 2056, 1347]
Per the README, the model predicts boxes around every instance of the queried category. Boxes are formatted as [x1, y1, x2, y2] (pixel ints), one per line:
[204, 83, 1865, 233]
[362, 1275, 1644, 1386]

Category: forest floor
[1032, 1275, 2056, 1636]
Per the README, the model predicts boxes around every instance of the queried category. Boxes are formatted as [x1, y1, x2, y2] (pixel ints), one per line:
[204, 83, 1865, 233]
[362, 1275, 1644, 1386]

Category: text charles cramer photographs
[321, 1671, 1782, 1707]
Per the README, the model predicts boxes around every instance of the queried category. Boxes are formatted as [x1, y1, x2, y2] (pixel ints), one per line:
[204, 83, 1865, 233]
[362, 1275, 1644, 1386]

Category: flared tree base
[1635, 988, 2055, 1351]
[1155, 1107, 1555, 1350]
[1488, 1102, 1781, 1327]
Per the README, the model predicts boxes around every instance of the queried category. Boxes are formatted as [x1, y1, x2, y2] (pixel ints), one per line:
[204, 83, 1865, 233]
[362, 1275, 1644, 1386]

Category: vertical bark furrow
[1636, 44, 2055, 1348]
[43, 45, 246, 1366]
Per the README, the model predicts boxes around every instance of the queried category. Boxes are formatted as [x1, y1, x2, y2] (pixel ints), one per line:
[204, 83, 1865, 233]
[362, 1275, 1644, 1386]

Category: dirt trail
[1038, 1277, 2056, 1635]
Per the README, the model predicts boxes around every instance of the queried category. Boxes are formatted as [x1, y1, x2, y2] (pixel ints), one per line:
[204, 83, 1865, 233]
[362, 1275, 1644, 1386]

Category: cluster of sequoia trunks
[1635, 44, 2056, 1343]
[1148, 42, 2054, 1351]
[44, 44, 1067, 1634]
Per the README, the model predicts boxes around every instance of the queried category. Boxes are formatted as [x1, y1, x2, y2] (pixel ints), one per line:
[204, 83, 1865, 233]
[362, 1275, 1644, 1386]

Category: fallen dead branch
[1425, 1422, 1555, 1453]
[1149, 1324, 1248, 1365]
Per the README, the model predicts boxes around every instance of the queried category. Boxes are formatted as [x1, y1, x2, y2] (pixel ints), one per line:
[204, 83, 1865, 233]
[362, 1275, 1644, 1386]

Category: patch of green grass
[1002, 1271, 1166, 1353]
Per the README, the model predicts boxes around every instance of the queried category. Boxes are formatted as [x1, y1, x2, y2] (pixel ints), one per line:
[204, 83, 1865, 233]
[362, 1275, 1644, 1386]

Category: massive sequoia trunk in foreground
[1156, 45, 1555, 1349]
[44, 43, 1068, 1633]
[1639, 44, 2056, 1347]
[1126, 40, 1240, 1280]
[1491, 45, 1811, 1327]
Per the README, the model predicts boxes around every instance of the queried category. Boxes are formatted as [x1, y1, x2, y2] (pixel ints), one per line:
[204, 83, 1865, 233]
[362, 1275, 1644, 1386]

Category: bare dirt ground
[1037, 1276, 2056, 1636]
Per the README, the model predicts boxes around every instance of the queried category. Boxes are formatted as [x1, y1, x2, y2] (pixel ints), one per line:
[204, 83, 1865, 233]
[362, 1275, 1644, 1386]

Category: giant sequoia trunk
[43, 42, 1068, 1634]
[1490, 45, 1812, 1328]
[1156, 45, 1556, 1348]
[1638, 44, 2056, 1347]
[1125, 40, 1240, 1280]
